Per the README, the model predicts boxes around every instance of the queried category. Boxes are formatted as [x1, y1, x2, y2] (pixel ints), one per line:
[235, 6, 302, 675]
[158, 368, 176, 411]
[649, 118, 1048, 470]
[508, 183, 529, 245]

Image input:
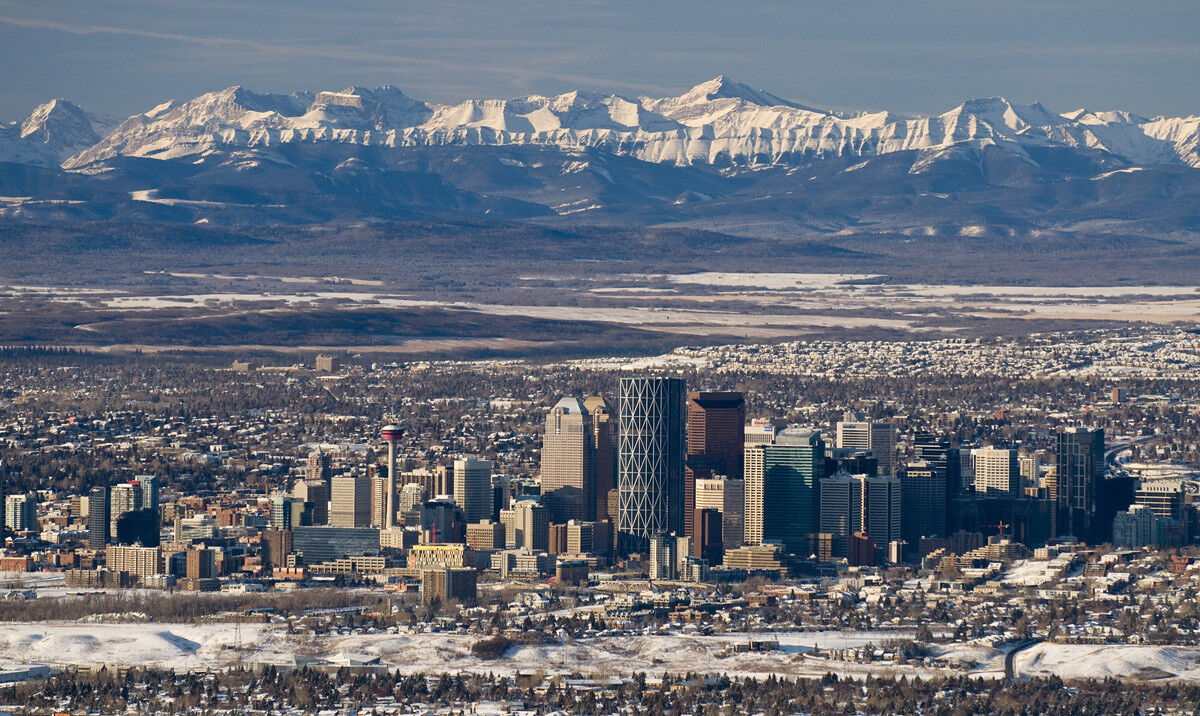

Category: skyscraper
[862, 474, 902, 558]
[684, 391, 745, 540]
[971, 447, 1020, 495]
[4, 493, 36, 532]
[540, 397, 596, 523]
[913, 432, 962, 521]
[453, 456, 493, 524]
[818, 472, 862, 558]
[583, 395, 616, 522]
[900, 460, 948, 549]
[86, 485, 108, 549]
[134, 475, 159, 512]
[1056, 426, 1105, 540]
[836, 414, 896, 476]
[745, 428, 825, 555]
[330, 474, 371, 528]
[618, 376, 686, 554]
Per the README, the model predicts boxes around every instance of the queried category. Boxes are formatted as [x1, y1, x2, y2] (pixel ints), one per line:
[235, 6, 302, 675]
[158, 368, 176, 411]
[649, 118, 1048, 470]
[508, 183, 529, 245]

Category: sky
[1, 0, 1197, 121]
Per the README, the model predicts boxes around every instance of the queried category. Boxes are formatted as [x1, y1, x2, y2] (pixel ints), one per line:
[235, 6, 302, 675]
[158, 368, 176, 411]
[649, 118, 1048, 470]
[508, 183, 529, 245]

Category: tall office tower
[4, 493, 36, 532]
[862, 474, 902, 556]
[694, 476, 745, 549]
[684, 391, 745, 540]
[692, 508, 723, 564]
[618, 376, 686, 554]
[109, 482, 143, 539]
[453, 456, 493, 524]
[971, 447, 1020, 495]
[292, 478, 330, 526]
[1055, 426, 1105, 540]
[370, 475, 390, 528]
[420, 496, 466, 544]
[913, 432, 962, 524]
[306, 448, 331, 482]
[87, 485, 109, 549]
[330, 474, 372, 528]
[900, 460, 948, 548]
[134, 475, 159, 511]
[501, 499, 550, 551]
[818, 472, 862, 558]
[270, 494, 305, 529]
[583, 395, 616, 521]
[1019, 452, 1042, 490]
[744, 428, 825, 555]
[435, 465, 454, 497]
[381, 425, 401, 529]
[836, 413, 896, 476]
[743, 443, 766, 546]
[540, 397, 596, 524]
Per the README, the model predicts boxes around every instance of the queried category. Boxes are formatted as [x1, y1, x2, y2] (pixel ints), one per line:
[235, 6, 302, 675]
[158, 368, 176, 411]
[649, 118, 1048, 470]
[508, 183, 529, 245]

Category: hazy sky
[2, 0, 1197, 121]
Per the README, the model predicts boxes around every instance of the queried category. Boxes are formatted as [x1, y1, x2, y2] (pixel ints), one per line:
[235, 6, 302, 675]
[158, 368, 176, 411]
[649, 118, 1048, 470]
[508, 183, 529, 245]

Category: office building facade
[618, 376, 686, 553]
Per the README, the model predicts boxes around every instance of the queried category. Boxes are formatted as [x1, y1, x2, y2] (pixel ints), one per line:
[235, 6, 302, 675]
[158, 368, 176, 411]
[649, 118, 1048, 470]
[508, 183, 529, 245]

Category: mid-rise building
[291, 526, 380, 564]
[466, 520, 506, 550]
[421, 567, 477, 605]
[694, 476, 745, 549]
[270, 495, 305, 529]
[107, 545, 161, 578]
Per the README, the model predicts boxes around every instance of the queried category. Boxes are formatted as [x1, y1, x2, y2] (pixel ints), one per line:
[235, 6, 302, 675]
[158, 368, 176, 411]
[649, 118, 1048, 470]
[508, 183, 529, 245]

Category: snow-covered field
[1015, 643, 1200, 680]
[0, 622, 1197, 682]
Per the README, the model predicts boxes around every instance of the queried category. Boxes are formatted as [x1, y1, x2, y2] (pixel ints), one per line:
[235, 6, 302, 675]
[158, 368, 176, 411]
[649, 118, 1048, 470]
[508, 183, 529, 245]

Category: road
[1004, 639, 1041, 680]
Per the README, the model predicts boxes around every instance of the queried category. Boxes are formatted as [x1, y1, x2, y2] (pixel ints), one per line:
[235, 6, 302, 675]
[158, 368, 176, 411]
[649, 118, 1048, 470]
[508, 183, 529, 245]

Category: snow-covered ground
[1015, 643, 1200, 680]
[0, 622, 1196, 682]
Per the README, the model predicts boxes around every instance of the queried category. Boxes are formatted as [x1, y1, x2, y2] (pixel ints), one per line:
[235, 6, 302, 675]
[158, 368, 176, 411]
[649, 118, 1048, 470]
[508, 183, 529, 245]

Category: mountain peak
[20, 98, 91, 139]
[679, 76, 789, 106]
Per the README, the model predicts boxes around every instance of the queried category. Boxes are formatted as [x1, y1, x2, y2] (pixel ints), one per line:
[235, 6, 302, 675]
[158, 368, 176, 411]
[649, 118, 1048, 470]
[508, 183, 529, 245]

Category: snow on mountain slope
[0, 99, 116, 167]
[0, 77, 1190, 172]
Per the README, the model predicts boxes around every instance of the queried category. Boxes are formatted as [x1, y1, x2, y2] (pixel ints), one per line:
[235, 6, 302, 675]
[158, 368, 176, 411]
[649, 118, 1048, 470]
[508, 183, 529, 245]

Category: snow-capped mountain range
[3, 77, 1197, 171]
[1, 77, 1198, 236]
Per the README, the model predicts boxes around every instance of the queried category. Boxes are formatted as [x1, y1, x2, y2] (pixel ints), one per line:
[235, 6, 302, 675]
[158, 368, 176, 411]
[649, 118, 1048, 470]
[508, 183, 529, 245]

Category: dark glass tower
[87, 485, 109, 550]
[1055, 426, 1105, 541]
